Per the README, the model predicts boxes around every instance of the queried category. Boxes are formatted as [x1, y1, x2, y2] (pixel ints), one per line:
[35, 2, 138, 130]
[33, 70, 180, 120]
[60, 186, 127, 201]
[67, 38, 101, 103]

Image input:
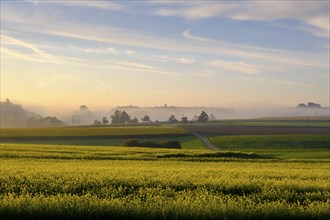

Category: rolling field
[0, 144, 329, 220]
[200, 117, 330, 127]
[0, 126, 204, 150]
[1, 125, 329, 219]
[208, 134, 330, 161]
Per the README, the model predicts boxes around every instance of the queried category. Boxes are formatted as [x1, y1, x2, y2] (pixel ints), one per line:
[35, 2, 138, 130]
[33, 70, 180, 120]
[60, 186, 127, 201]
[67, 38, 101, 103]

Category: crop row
[1, 156, 329, 219]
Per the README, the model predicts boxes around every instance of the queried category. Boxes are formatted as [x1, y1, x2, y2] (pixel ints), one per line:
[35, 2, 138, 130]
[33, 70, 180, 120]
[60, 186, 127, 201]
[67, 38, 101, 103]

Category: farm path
[190, 131, 219, 151]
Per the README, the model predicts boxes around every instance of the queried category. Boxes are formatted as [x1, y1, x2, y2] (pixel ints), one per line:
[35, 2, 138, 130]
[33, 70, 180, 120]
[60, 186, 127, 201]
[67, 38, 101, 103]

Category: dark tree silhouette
[197, 111, 209, 123]
[181, 116, 188, 124]
[141, 115, 151, 123]
[102, 116, 109, 125]
[93, 120, 102, 126]
[168, 115, 178, 123]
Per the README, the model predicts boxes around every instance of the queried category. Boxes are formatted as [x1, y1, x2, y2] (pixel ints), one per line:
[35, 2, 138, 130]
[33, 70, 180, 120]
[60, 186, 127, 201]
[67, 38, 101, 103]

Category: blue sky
[1, 0, 329, 110]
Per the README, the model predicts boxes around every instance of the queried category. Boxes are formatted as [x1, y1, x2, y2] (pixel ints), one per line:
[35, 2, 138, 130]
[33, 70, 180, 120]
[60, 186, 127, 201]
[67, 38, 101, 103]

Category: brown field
[185, 125, 330, 135]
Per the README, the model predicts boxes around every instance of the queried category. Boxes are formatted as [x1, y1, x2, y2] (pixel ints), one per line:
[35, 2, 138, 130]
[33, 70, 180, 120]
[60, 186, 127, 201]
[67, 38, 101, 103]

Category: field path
[190, 131, 219, 151]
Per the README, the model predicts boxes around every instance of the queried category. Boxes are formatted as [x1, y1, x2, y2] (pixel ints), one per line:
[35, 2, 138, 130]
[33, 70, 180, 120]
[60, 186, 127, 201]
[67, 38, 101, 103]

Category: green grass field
[0, 144, 329, 220]
[0, 125, 189, 137]
[209, 134, 330, 161]
[0, 126, 205, 150]
[202, 118, 330, 127]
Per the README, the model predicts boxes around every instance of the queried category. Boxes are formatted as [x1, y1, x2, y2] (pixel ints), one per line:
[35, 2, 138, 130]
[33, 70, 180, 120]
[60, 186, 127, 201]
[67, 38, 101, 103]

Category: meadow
[0, 126, 204, 149]
[0, 125, 329, 219]
[208, 134, 330, 161]
[204, 117, 330, 127]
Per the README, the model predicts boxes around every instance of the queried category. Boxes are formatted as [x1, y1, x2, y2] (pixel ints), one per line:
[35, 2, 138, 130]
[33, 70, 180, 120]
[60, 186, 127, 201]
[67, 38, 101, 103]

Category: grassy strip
[202, 121, 330, 127]
[208, 134, 330, 160]
[0, 135, 206, 150]
[0, 126, 189, 138]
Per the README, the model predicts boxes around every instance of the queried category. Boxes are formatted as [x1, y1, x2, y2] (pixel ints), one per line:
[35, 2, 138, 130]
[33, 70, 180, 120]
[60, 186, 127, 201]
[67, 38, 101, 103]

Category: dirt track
[185, 126, 330, 135]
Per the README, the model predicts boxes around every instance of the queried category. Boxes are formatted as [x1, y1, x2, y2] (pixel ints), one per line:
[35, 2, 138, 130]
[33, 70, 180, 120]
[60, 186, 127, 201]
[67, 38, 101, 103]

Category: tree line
[94, 110, 212, 125]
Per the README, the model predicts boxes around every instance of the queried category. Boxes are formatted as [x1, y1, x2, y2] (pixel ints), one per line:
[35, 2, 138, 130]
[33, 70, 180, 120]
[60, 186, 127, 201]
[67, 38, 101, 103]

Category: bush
[122, 139, 141, 147]
[159, 141, 181, 149]
[141, 140, 160, 148]
[122, 140, 182, 149]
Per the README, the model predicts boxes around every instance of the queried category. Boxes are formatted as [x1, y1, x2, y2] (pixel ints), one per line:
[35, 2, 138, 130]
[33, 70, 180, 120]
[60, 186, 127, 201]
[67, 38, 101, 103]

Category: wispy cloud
[125, 49, 196, 64]
[33, 73, 72, 87]
[208, 60, 261, 75]
[69, 45, 117, 54]
[105, 60, 178, 77]
[253, 77, 312, 87]
[27, 0, 123, 11]
[2, 4, 327, 71]
[181, 30, 328, 69]
[154, 1, 329, 38]
[2, 34, 82, 64]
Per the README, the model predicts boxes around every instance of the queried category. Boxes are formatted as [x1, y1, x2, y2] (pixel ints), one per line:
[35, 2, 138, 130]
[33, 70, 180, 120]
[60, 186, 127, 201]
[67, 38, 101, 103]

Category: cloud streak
[28, 0, 124, 11]
[208, 60, 261, 75]
[154, 1, 329, 38]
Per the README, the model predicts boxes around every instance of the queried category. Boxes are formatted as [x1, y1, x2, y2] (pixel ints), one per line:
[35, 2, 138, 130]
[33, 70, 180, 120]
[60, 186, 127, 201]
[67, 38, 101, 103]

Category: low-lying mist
[1, 100, 329, 128]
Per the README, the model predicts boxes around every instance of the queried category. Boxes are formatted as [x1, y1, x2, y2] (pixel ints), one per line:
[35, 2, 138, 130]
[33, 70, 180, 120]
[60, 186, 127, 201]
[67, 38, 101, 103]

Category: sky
[1, 0, 329, 112]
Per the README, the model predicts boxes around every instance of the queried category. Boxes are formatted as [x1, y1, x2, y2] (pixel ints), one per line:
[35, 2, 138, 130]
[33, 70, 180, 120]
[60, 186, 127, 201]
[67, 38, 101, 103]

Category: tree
[26, 115, 64, 127]
[93, 120, 102, 126]
[111, 110, 133, 124]
[197, 111, 209, 123]
[79, 105, 88, 111]
[168, 115, 178, 123]
[110, 110, 122, 124]
[120, 111, 131, 124]
[181, 116, 188, 124]
[209, 114, 216, 121]
[131, 117, 139, 124]
[102, 116, 109, 125]
[141, 115, 151, 123]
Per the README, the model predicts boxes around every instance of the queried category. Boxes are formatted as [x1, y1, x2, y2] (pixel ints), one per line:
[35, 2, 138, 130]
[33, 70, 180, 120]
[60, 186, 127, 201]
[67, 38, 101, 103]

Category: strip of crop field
[208, 134, 330, 160]
[200, 120, 330, 127]
[0, 126, 189, 138]
[0, 144, 329, 219]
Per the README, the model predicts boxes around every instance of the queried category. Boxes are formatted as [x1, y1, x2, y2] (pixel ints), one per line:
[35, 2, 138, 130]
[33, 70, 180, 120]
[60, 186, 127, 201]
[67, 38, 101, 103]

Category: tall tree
[197, 111, 209, 123]
[102, 116, 109, 125]
[110, 110, 122, 124]
[120, 111, 131, 124]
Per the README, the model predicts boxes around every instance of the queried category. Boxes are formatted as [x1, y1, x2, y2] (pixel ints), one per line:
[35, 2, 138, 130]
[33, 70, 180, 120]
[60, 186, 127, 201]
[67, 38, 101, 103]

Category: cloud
[208, 60, 260, 75]
[154, 1, 329, 38]
[179, 57, 195, 64]
[27, 0, 123, 10]
[116, 61, 155, 70]
[104, 61, 178, 77]
[1, 6, 327, 70]
[181, 30, 328, 69]
[33, 73, 72, 87]
[125, 50, 137, 56]
[70, 45, 117, 54]
[1, 35, 83, 64]
[253, 78, 311, 87]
